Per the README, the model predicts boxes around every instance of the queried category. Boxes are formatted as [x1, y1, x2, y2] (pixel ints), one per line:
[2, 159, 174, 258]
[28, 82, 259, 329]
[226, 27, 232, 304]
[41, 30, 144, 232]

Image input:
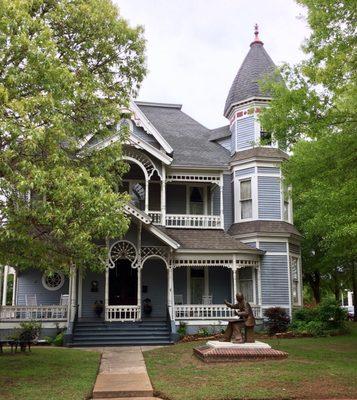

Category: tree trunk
[352, 261, 357, 322]
[306, 271, 321, 304]
[332, 271, 340, 301]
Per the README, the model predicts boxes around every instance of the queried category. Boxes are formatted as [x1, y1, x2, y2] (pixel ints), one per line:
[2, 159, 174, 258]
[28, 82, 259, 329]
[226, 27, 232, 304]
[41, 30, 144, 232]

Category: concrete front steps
[70, 319, 172, 346]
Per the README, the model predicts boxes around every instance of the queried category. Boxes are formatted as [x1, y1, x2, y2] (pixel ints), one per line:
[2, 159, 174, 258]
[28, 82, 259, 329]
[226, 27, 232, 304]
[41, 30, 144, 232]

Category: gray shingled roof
[209, 125, 231, 141]
[228, 221, 301, 237]
[224, 41, 279, 117]
[158, 228, 263, 252]
[231, 147, 289, 162]
[136, 103, 230, 168]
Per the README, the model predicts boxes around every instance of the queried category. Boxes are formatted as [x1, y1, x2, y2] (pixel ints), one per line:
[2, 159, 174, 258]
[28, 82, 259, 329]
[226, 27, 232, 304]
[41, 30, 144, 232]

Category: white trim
[0, 321, 68, 329]
[41, 272, 65, 292]
[145, 224, 180, 250]
[130, 100, 173, 154]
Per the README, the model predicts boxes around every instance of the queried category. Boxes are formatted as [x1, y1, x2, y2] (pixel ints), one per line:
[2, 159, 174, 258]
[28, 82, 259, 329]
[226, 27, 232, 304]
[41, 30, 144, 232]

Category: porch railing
[174, 304, 262, 320]
[0, 305, 68, 321]
[165, 214, 222, 229]
[148, 211, 162, 224]
[105, 305, 141, 322]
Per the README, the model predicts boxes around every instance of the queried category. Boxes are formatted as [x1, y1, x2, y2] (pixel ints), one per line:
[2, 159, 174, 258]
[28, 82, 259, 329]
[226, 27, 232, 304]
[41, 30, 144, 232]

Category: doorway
[109, 259, 137, 305]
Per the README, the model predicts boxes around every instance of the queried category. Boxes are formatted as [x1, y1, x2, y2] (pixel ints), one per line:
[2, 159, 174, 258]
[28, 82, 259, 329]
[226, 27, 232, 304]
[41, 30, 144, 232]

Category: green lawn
[0, 347, 100, 400]
[144, 323, 357, 400]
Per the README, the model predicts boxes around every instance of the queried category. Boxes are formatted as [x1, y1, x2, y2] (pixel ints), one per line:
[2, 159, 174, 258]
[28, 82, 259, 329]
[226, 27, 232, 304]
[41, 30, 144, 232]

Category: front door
[109, 259, 137, 305]
[190, 268, 205, 304]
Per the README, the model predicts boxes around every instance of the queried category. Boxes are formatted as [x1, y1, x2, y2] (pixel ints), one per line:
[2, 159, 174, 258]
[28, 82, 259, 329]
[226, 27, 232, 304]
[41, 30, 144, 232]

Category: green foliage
[259, 0, 357, 303]
[291, 299, 348, 336]
[0, 0, 146, 272]
[263, 307, 290, 336]
[197, 327, 210, 337]
[177, 321, 187, 338]
[53, 331, 64, 346]
[8, 321, 42, 341]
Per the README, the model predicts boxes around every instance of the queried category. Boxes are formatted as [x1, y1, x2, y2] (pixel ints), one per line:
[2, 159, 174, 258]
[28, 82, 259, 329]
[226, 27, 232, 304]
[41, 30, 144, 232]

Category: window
[240, 179, 252, 219]
[291, 257, 300, 304]
[189, 187, 204, 214]
[190, 268, 205, 304]
[42, 272, 65, 291]
[260, 130, 272, 146]
[283, 184, 289, 221]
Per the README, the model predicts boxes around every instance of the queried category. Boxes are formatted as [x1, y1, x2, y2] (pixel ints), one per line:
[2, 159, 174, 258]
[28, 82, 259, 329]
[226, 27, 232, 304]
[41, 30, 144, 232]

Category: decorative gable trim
[131, 101, 173, 154]
[124, 203, 152, 224]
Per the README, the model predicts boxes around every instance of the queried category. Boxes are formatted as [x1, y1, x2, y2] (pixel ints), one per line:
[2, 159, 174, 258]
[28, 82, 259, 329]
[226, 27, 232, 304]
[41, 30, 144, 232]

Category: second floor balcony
[120, 161, 224, 229]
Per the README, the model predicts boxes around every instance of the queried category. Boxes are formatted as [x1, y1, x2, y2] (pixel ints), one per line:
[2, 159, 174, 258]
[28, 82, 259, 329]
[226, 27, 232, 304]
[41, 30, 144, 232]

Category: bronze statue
[221, 293, 255, 343]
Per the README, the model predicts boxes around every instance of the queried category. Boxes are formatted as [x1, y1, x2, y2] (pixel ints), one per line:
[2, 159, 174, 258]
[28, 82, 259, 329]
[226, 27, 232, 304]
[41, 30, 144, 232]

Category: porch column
[0, 266, 3, 306]
[145, 179, 149, 214]
[11, 270, 17, 306]
[231, 255, 237, 303]
[161, 166, 166, 225]
[167, 266, 174, 320]
[2, 265, 8, 306]
[69, 265, 77, 323]
[105, 267, 109, 308]
[137, 266, 142, 319]
[219, 175, 224, 229]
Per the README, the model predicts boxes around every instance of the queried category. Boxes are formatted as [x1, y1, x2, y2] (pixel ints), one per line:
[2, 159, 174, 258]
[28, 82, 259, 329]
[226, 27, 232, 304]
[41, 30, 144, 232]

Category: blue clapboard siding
[235, 167, 255, 177]
[142, 259, 167, 317]
[236, 116, 255, 150]
[289, 243, 301, 254]
[217, 137, 231, 151]
[166, 184, 186, 214]
[261, 254, 290, 305]
[81, 271, 105, 318]
[173, 268, 187, 304]
[257, 166, 280, 175]
[209, 268, 231, 303]
[223, 174, 233, 230]
[258, 176, 281, 219]
[212, 185, 220, 216]
[16, 269, 69, 306]
[259, 242, 287, 253]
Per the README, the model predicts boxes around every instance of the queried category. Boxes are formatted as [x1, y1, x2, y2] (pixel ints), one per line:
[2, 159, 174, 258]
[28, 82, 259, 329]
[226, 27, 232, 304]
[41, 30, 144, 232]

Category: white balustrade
[0, 305, 68, 321]
[165, 214, 222, 229]
[105, 305, 141, 322]
[148, 211, 162, 224]
[174, 304, 261, 320]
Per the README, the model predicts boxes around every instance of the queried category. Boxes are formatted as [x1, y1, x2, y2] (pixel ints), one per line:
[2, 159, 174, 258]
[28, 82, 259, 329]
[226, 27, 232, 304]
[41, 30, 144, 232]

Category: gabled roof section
[136, 103, 230, 168]
[131, 101, 173, 154]
[224, 27, 280, 118]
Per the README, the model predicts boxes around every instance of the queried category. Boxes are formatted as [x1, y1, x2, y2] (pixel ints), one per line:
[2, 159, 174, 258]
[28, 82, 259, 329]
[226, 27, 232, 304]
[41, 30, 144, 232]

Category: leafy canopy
[260, 0, 357, 297]
[0, 0, 146, 272]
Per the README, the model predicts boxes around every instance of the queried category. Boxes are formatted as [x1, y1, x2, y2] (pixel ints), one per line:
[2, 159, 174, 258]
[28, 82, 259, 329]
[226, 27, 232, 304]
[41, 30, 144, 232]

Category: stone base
[194, 341, 288, 363]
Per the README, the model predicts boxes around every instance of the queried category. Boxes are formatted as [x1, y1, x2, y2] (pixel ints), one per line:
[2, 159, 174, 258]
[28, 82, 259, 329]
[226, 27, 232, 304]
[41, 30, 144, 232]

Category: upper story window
[260, 129, 272, 146]
[283, 184, 289, 221]
[189, 187, 204, 215]
[240, 179, 252, 219]
[291, 257, 300, 305]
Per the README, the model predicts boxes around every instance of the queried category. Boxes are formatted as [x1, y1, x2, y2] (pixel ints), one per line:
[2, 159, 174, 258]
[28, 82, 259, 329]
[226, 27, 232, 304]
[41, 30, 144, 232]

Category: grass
[0, 347, 100, 400]
[144, 323, 357, 400]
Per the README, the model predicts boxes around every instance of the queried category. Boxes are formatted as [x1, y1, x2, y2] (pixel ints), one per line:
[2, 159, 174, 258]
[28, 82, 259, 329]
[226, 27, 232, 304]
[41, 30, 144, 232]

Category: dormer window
[240, 179, 252, 219]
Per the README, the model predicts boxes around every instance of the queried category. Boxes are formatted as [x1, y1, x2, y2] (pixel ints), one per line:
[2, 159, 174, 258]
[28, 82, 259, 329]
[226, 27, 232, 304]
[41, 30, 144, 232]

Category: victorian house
[0, 27, 302, 345]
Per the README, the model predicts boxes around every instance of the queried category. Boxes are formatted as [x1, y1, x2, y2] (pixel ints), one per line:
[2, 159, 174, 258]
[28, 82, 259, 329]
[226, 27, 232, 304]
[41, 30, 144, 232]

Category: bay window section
[283, 184, 289, 221]
[291, 256, 300, 305]
[240, 179, 252, 219]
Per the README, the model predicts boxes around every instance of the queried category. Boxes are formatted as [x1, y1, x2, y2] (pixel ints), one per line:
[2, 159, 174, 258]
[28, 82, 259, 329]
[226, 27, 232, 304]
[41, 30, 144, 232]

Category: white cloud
[114, 0, 309, 128]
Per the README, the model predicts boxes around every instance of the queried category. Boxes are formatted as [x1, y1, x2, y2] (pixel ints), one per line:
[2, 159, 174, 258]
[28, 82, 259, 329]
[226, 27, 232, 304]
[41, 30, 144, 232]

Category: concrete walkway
[92, 346, 162, 400]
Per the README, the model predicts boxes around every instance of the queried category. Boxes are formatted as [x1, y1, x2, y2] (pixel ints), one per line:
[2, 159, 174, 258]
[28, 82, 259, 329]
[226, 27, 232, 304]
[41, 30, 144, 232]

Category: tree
[0, 0, 146, 273]
[259, 0, 357, 316]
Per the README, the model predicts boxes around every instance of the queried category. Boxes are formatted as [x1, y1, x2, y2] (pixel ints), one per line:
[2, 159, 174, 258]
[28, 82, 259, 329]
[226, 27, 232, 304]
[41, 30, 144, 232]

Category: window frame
[239, 178, 253, 220]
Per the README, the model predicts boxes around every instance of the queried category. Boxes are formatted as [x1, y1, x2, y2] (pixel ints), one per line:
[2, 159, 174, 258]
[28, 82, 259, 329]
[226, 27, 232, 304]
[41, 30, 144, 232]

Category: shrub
[53, 332, 64, 346]
[18, 321, 41, 342]
[197, 327, 210, 337]
[177, 322, 187, 338]
[264, 307, 290, 336]
[291, 299, 348, 336]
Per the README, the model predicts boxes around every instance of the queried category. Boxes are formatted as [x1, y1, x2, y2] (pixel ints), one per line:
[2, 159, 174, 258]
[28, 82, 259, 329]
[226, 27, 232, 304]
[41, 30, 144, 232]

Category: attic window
[42, 272, 65, 291]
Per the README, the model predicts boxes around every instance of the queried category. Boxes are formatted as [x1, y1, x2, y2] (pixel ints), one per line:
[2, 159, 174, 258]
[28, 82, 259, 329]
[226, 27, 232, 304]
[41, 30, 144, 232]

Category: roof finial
[251, 23, 263, 46]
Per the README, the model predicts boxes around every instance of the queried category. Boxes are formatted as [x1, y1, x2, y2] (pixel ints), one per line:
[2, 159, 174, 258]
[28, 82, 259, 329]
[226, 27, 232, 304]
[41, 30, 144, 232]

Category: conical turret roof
[224, 25, 279, 117]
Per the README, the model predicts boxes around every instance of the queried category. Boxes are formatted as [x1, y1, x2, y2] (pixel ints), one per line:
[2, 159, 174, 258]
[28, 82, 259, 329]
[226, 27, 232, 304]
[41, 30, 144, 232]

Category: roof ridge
[135, 101, 182, 109]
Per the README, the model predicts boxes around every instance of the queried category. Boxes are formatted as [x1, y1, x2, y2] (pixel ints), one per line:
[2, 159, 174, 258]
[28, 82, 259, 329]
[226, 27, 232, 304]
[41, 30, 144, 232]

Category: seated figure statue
[221, 292, 255, 343]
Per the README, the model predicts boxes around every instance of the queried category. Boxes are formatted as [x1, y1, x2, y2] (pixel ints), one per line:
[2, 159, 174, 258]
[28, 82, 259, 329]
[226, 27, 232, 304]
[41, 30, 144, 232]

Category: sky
[115, 0, 309, 129]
